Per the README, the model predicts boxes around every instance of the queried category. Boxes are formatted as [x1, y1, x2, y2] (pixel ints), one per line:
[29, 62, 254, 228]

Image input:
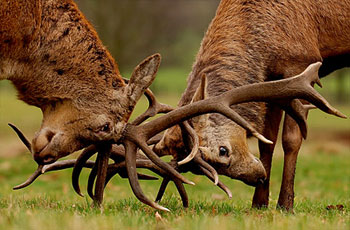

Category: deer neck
[2, 0, 125, 108]
[180, 0, 350, 104]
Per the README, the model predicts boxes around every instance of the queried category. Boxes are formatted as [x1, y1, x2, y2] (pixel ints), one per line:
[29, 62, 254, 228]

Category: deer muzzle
[218, 155, 267, 187]
[32, 128, 65, 164]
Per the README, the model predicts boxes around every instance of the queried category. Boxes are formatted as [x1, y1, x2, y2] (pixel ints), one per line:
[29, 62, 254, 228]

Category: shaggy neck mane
[178, 0, 350, 133]
[4, 0, 125, 108]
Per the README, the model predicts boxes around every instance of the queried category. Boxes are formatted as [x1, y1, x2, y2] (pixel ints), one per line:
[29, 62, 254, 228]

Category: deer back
[157, 0, 350, 184]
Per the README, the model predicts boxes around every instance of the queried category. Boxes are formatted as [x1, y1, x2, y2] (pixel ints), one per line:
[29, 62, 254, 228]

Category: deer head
[30, 54, 161, 165]
[156, 75, 266, 186]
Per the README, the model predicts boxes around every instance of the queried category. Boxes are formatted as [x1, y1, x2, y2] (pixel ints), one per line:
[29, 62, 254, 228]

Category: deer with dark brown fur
[154, 0, 349, 211]
[0, 0, 160, 164]
[0, 0, 190, 208]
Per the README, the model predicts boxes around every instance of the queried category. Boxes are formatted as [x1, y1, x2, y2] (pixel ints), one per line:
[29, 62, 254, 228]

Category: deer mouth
[32, 137, 72, 165]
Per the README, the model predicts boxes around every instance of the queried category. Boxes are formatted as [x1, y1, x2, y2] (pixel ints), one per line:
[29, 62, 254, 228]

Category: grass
[0, 71, 349, 229]
[0, 150, 349, 230]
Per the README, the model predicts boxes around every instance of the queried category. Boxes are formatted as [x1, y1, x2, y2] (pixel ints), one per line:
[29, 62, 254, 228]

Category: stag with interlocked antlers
[152, 0, 350, 211]
[2, 0, 346, 212]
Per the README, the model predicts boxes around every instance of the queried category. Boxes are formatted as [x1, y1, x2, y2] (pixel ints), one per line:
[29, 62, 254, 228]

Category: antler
[8, 125, 157, 192]
[133, 63, 344, 142]
[131, 88, 174, 125]
[154, 123, 232, 203]
[118, 62, 346, 211]
[8, 124, 163, 209]
[9, 62, 346, 212]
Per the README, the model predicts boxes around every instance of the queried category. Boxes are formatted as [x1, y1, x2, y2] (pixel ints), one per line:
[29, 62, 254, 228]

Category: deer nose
[254, 157, 261, 163]
[258, 176, 266, 185]
[253, 157, 267, 182]
[32, 129, 57, 164]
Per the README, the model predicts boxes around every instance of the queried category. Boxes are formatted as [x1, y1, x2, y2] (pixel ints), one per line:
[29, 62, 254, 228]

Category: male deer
[154, 0, 349, 211]
[0, 0, 195, 204]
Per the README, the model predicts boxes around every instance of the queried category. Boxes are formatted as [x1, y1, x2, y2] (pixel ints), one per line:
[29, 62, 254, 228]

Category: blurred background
[0, 0, 349, 166]
[0, 2, 349, 221]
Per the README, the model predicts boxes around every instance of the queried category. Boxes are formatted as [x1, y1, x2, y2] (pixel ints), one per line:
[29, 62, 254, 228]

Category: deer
[2, 0, 345, 212]
[0, 0, 188, 206]
[151, 0, 349, 211]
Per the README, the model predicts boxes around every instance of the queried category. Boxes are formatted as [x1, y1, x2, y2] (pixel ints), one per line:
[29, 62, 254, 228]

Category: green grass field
[0, 74, 349, 230]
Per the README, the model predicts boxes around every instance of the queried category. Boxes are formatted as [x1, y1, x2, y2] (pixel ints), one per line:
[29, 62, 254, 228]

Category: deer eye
[219, 146, 229, 157]
[97, 123, 110, 133]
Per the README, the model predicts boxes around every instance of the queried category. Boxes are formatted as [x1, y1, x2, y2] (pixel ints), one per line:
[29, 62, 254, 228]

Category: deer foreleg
[277, 114, 303, 212]
[252, 106, 282, 208]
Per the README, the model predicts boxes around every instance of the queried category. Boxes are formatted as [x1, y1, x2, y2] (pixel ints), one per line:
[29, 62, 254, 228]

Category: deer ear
[124, 53, 161, 112]
[191, 75, 208, 103]
[191, 75, 210, 126]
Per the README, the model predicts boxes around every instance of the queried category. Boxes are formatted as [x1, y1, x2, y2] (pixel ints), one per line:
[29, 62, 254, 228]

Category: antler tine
[107, 145, 161, 182]
[295, 63, 346, 118]
[147, 133, 164, 145]
[154, 177, 189, 208]
[177, 121, 199, 166]
[8, 123, 44, 190]
[131, 88, 174, 126]
[7, 123, 95, 191]
[93, 145, 111, 207]
[72, 145, 98, 197]
[87, 162, 98, 200]
[277, 99, 317, 139]
[134, 91, 274, 146]
[14, 158, 95, 190]
[76, 147, 109, 202]
[152, 158, 189, 207]
[105, 166, 158, 187]
[8, 123, 32, 152]
[42, 159, 95, 173]
[173, 178, 189, 207]
[124, 140, 170, 212]
[155, 178, 170, 203]
[193, 155, 219, 185]
[13, 165, 44, 190]
[106, 157, 189, 208]
[104, 159, 162, 191]
[71, 144, 159, 198]
[122, 77, 173, 126]
[154, 156, 229, 203]
[84, 146, 111, 204]
[199, 165, 232, 199]
[128, 133, 195, 185]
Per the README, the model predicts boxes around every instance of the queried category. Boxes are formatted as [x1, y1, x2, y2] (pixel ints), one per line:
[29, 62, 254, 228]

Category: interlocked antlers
[10, 62, 346, 211]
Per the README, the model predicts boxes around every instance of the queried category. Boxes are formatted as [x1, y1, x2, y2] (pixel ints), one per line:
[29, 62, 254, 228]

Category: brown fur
[0, 0, 160, 165]
[181, 0, 350, 121]
[157, 0, 350, 210]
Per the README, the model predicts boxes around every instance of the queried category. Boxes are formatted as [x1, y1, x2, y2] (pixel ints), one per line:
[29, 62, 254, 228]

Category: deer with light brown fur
[154, 0, 349, 211]
[2, 0, 346, 212]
